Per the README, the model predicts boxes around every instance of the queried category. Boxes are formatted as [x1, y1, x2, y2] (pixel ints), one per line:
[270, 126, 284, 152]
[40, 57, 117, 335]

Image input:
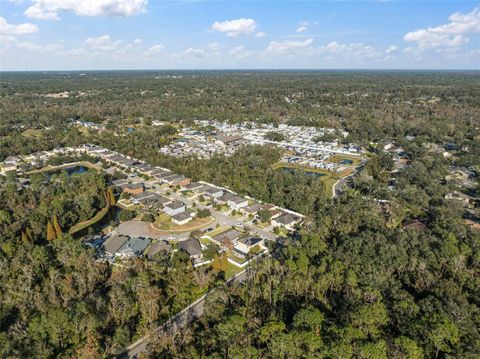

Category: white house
[228, 195, 249, 211]
[164, 201, 186, 216]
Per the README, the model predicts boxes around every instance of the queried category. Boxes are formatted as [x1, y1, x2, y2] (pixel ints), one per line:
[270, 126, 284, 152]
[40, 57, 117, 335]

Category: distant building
[145, 240, 172, 258]
[103, 234, 129, 256]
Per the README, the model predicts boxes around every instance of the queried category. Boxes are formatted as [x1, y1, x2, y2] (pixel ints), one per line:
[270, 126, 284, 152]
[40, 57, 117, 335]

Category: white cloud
[84, 35, 122, 51]
[211, 18, 257, 37]
[317, 42, 383, 61]
[404, 6, 480, 49]
[296, 26, 307, 33]
[0, 16, 39, 35]
[385, 45, 398, 54]
[133, 38, 142, 45]
[183, 47, 205, 58]
[17, 41, 42, 50]
[265, 38, 313, 54]
[144, 44, 165, 56]
[256, 31, 267, 38]
[229, 46, 253, 60]
[25, 0, 148, 20]
[208, 42, 221, 51]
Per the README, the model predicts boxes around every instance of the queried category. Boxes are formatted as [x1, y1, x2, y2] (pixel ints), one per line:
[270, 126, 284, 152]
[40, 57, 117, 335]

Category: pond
[45, 165, 90, 178]
[280, 167, 326, 178]
[341, 159, 354, 165]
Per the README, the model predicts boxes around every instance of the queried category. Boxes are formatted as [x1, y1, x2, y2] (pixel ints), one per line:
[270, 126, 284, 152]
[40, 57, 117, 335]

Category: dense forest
[0, 71, 479, 357]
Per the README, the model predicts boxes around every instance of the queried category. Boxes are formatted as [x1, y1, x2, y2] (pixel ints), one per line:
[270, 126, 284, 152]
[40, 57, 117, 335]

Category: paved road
[119, 268, 250, 359]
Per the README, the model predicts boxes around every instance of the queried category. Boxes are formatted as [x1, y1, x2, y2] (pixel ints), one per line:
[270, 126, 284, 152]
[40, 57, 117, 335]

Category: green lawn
[205, 226, 230, 237]
[225, 263, 243, 279]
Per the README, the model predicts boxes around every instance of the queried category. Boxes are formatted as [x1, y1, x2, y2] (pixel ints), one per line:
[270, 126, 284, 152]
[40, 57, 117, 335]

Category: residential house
[182, 182, 203, 191]
[241, 203, 262, 216]
[145, 240, 172, 258]
[227, 195, 249, 210]
[111, 178, 129, 188]
[144, 194, 172, 210]
[163, 201, 186, 216]
[103, 233, 129, 256]
[172, 212, 193, 225]
[178, 238, 203, 260]
[132, 191, 155, 204]
[210, 228, 244, 248]
[271, 213, 301, 230]
[234, 236, 264, 257]
[123, 183, 144, 195]
[204, 186, 224, 199]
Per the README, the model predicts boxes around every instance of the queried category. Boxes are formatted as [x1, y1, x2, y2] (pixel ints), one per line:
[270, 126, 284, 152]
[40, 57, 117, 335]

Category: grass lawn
[225, 262, 243, 279]
[227, 252, 248, 264]
[272, 162, 332, 175]
[205, 226, 230, 237]
[153, 215, 215, 232]
[200, 237, 212, 245]
[69, 205, 110, 235]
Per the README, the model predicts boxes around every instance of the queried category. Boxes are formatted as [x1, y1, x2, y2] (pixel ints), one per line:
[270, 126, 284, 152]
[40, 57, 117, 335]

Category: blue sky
[1, 0, 479, 70]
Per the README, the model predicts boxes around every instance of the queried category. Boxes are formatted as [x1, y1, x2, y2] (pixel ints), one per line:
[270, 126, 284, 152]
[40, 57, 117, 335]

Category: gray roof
[172, 212, 192, 221]
[112, 178, 128, 187]
[133, 191, 155, 201]
[212, 228, 244, 244]
[184, 182, 203, 190]
[117, 236, 151, 255]
[273, 213, 299, 225]
[146, 240, 172, 258]
[228, 195, 247, 204]
[145, 194, 171, 206]
[178, 238, 203, 256]
[103, 234, 129, 255]
[205, 186, 223, 195]
[124, 183, 144, 190]
[243, 203, 262, 213]
[164, 201, 185, 210]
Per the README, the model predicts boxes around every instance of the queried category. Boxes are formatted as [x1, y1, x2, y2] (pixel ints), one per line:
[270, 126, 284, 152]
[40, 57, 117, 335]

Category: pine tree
[46, 221, 56, 241]
[107, 187, 116, 206]
[53, 215, 63, 237]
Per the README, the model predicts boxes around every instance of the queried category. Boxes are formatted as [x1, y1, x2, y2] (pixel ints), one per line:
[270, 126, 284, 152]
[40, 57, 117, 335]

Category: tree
[53, 215, 62, 237]
[258, 209, 272, 223]
[46, 221, 56, 241]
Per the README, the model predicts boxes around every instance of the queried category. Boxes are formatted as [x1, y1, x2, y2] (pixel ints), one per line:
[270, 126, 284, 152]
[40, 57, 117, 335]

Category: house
[116, 237, 151, 258]
[234, 236, 264, 257]
[112, 178, 129, 188]
[203, 186, 224, 199]
[227, 195, 249, 210]
[144, 194, 172, 209]
[168, 175, 191, 187]
[242, 203, 262, 216]
[172, 212, 193, 225]
[145, 240, 172, 258]
[271, 213, 301, 230]
[123, 183, 144, 195]
[103, 233, 129, 256]
[210, 228, 244, 248]
[1, 163, 18, 174]
[4, 155, 21, 165]
[178, 238, 203, 260]
[182, 182, 203, 191]
[163, 201, 186, 216]
[132, 191, 155, 204]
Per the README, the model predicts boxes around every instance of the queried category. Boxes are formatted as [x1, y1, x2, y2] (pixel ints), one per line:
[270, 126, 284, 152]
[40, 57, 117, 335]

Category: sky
[1, 0, 479, 70]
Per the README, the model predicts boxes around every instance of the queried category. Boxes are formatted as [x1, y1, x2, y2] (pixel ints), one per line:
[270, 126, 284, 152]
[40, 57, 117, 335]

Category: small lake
[280, 167, 326, 178]
[45, 165, 90, 178]
[340, 159, 353, 165]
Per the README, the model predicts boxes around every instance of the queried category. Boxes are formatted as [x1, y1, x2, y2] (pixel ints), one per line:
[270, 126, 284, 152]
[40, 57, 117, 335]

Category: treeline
[145, 194, 480, 358]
